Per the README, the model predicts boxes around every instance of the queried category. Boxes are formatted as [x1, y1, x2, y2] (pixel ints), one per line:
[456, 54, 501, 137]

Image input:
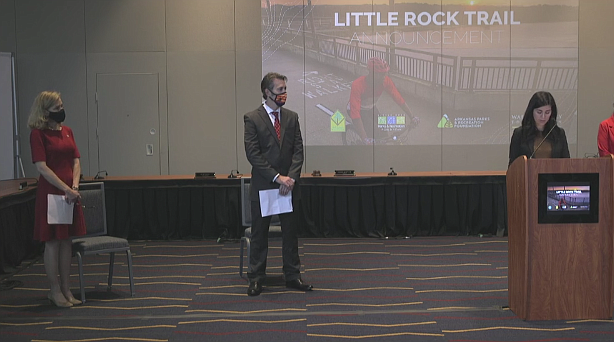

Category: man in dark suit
[243, 72, 313, 296]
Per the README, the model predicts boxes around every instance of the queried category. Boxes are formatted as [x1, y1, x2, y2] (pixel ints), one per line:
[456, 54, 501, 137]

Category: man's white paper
[47, 194, 74, 224]
[259, 189, 293, 217]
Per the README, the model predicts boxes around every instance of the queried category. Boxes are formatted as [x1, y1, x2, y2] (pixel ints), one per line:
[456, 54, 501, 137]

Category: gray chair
[72, 182, 135, 303]
[239, 177, 282, 279]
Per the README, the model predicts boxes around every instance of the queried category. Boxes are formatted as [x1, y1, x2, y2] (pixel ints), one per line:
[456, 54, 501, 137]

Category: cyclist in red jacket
[347, 57, 419, 144]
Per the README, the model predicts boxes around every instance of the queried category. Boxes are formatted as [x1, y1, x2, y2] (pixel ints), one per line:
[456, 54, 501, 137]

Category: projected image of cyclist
[346, 57, 420, 145]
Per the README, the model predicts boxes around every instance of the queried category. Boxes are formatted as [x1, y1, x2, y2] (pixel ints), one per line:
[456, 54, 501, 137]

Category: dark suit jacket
[244, 105, 304, 201]
[508, 126, 570, 167]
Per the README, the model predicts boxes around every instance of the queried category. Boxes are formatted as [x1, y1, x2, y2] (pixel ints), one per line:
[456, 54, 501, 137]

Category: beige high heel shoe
[65, 296, 82, 305]
[47, 293, 73, 308]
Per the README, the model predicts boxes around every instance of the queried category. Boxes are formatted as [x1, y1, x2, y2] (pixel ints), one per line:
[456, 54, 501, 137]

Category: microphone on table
[530, 122, 557, 159]
[94, 170, 108, 179]
[228, 169, 242, 179]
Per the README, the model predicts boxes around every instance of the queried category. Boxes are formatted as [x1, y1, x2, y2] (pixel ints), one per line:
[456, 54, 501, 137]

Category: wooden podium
[507, 156, 614, 320]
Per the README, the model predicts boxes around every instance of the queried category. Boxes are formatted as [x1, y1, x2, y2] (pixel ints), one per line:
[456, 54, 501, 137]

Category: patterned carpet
[1, 237, 613, 341]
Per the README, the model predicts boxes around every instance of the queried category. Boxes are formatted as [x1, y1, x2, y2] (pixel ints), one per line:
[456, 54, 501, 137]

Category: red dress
[30, 126, 86, 241]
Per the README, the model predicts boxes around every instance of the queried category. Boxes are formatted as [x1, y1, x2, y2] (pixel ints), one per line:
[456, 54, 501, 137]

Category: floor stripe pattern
[1, 237, 613, 341]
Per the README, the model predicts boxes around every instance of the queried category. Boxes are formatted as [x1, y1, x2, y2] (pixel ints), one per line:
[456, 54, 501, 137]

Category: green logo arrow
[331, 110, 346, 132]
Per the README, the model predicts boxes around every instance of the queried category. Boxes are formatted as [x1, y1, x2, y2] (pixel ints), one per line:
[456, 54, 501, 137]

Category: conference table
[0, 178, 39, 274]
[0, 171, 507, 273]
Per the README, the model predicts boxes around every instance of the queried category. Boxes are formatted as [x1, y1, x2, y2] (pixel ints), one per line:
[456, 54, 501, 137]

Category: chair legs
[75, 249, 135, 303]
[246, 238, 251, 275]
[76, 252, 86, 303]
[239, 237, 245, 278]
[126, 249, 135, 297]
[239, 237, 251, 281]
[108, 253, 115, 290]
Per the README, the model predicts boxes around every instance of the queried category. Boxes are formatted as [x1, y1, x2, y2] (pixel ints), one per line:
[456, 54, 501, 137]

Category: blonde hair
[27, 91, 61, 129]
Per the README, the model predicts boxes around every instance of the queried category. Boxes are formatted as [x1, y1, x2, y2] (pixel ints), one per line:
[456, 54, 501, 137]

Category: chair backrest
[240, 177, 280, 227]
[78, 182, 107, 237]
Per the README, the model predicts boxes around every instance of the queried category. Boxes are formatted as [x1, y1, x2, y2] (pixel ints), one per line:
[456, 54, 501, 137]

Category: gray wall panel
[167, 51, 236, 175]
[15, 0, 85, 53]
[235, 50, 265, 175]
[0, 0, 16, 52]
[235, 0, 262, 52]
[578, 0, 614, 157]
[578, 48, 614, 156]
[234, 0, 263, 174]
[85, 0, 166, 53]
[166, 0, 235, 52]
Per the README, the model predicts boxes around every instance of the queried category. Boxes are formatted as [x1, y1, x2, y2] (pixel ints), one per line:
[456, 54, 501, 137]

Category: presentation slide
[261, 0, 578, 146]
[546, 184, 590, 212]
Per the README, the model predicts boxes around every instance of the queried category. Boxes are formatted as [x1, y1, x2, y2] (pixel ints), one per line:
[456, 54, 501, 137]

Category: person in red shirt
[347, 57, 419, 144]
[28, 91, 86, 307]
[597, 106, 614, 156]
[558, 197, 568, 210]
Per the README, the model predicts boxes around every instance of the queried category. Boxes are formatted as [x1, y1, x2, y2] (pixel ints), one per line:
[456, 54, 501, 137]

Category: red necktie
[272, 111, 281, 140]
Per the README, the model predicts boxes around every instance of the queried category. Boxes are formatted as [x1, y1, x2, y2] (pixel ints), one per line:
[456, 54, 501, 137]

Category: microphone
[94, 170, 108, 179]
[228, 169, 242, 178]
[530, 123, 557, 159]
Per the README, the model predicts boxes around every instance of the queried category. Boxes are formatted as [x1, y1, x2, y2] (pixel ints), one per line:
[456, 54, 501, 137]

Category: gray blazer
[244, 105, 304, 201]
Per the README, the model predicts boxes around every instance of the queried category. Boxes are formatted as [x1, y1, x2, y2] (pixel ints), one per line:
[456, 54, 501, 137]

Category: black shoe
[247, 281, 262, 296]
[285, 279, 313, 291]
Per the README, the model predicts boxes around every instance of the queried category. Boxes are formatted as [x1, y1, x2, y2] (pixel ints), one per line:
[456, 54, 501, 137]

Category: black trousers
[247, 197, 301, 282]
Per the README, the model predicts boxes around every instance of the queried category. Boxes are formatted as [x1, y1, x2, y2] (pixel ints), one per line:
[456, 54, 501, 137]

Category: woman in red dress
[28, 91, 86, 307]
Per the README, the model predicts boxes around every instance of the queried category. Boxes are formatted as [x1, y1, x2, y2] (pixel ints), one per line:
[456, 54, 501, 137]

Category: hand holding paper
[64, 188, 81, 203]
[279, 184, 291, 196]
[275, 175, 295, 189]
[48, 194, 74, 224]
[259, 189, 293, 217]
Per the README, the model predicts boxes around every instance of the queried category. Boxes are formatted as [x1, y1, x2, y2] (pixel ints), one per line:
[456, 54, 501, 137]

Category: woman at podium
[508, 91, 570, 167]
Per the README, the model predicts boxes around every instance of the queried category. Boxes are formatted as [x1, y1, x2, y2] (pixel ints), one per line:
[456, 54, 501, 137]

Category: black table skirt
[102, 176, 507, 240]
[103, 179, 243, 240]
[1, 176, 507, 271]
[0, 190, 39, 274]
[299, 176, 507, 238]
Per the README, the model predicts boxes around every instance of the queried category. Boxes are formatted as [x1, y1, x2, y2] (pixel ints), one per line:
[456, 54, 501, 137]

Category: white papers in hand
[259, 189, 293, 217]
[47, 194, 74, 224]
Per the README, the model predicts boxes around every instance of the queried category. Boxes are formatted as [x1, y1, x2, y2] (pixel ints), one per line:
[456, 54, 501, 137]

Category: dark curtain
[298, 176, 507, 238]
[103, 179, 243, 240]
[97, 176, 507, 240]
[0, 190, 40, 274]
[2, 176, 508, 267]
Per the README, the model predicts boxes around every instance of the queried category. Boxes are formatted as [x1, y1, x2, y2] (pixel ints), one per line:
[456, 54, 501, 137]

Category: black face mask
[48, 109, 66, 123]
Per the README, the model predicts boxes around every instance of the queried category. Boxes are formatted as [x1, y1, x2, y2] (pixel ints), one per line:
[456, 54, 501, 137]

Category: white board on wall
[0, 52, 15, 180]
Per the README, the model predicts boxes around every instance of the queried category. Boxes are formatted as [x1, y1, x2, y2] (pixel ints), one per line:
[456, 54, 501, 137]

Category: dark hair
[521, 91, 559, 141]
[261, 72, 287, 100]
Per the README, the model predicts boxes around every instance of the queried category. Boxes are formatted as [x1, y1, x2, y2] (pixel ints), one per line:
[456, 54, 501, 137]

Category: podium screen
[538, 173, 599, 224]
[546, 183, 590, 212]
